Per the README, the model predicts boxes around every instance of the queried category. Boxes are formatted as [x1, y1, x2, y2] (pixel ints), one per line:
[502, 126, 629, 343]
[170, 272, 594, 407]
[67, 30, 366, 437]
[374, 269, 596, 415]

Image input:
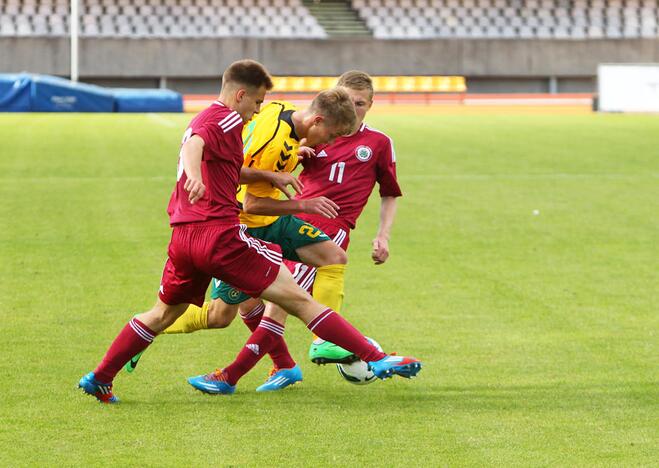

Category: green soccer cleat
[124, 351, 144, 374]
[309, 338, 359, 365]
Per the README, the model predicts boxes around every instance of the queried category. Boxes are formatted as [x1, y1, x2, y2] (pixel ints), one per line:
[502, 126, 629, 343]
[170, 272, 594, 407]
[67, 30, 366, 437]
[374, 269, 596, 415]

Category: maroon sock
[93, 318, 156, 383]
[240, 304, 296, 370]
[223, 317, 286, 386]
[307, 308, 386, 362]
[239, 303, 265, 331]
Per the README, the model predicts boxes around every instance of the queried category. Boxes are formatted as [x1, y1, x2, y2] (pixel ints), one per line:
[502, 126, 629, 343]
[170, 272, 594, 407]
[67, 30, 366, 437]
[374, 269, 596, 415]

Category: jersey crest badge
[355, 145, 372, 162]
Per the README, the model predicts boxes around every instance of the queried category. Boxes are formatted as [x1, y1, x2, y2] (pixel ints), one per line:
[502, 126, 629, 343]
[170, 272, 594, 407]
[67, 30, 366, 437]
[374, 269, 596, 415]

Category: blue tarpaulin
[114, 88, 183, 113]
[0, 74, 184, 113]
[30, 74, 115, 112]
[0, 74, 32, 112]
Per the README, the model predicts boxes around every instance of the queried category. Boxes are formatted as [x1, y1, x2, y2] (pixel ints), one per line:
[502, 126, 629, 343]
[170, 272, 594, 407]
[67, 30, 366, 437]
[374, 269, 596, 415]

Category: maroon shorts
[283, 218, 350, 293]
[159, 222, 282, 306]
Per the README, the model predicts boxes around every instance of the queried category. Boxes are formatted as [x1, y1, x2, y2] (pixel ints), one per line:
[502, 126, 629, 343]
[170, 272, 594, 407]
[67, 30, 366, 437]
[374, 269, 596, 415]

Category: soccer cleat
[367, 355, 422, 380]
[255, 365, 303, 392]
[187, 369, 235, 395]
[78, 372, 119, 403]
[309, 339, 359, 365]
[124, 351, 144, 374]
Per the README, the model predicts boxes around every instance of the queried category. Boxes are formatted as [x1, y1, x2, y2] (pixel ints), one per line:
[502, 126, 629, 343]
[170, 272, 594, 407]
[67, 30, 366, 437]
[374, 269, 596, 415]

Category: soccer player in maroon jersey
[78, 61, 421, 403]
[189, 70, 407, 392]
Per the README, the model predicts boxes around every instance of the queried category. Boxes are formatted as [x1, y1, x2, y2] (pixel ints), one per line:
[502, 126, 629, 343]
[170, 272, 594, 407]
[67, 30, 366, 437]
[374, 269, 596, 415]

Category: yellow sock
[312, 264, 346, 314]
[163, 302, 209, 334]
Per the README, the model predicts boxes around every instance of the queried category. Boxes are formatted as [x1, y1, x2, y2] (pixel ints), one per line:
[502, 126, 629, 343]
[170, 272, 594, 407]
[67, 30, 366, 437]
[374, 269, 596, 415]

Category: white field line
[0, 176, 172, 182]
[400, 173, 659, 180]
[5, 173, 657, 183]
[147, 113, 179, 128]
[462, 98, 593, 106]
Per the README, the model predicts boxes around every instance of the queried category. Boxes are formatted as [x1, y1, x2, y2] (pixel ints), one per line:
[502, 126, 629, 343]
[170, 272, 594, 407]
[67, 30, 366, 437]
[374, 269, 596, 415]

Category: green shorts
[211, 215, 331, 304]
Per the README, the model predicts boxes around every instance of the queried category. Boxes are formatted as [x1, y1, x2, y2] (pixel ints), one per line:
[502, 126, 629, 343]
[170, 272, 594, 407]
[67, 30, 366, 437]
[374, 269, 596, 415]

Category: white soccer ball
[336, 337, 382, 385]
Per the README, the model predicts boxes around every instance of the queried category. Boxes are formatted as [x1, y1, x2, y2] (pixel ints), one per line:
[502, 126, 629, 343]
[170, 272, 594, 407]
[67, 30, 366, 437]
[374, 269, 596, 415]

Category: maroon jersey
[297, 123, 402, 230]
[167, 101, 244, 225]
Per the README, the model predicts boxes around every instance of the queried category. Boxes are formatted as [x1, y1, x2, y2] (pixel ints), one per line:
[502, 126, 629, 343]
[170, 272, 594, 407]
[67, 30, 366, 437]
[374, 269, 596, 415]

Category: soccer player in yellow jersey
[126, 89, 357, 387]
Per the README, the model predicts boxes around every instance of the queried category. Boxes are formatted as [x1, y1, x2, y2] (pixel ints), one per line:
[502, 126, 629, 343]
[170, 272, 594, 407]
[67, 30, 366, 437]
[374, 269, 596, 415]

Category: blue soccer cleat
[187, 369, 235, 395]
[78, 372, 119, 403]
[256, 365, 303, 392]
[368, 355, 422, 380]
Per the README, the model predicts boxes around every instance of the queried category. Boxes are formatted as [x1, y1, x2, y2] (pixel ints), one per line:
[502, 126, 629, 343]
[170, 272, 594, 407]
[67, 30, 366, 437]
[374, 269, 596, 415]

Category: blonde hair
[337, 70, 374, 100]
[309, 88, 357, 136]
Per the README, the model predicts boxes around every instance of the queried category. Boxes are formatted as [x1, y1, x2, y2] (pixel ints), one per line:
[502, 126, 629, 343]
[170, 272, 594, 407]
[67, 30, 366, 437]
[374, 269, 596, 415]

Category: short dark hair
[337, 70, 374, 100]
[310, 88, 357, 137]
[223, 59, 273, 90]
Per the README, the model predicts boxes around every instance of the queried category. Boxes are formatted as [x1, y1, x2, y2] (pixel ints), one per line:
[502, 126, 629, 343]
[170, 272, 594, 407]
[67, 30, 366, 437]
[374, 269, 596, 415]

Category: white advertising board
[598, 64, 659, 113]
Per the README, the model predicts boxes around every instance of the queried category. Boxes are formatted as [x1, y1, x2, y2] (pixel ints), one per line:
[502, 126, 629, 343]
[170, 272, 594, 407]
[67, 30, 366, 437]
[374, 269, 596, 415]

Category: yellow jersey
[237, 101, 300, 228]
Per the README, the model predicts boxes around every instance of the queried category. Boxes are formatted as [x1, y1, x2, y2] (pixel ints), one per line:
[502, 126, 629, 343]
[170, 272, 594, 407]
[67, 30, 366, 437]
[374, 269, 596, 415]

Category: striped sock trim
[258, 318, 285, 336]
[130, 318, 155, 343]
[240, 303, 265, 320]
[307, 308, 333, 332]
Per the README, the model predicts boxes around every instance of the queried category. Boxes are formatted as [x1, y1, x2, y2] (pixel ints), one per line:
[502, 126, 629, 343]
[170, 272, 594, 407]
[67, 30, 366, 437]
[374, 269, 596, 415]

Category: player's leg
[295, 239, 347, 312]
[295, 226, 355, 364]
[161, 278, 245, 334]
[240, 303, 302, 392]
[262, 269, 421, 379]
[79, 298, 191, 403]
[260, 216, 352, 367]
[204, 265, 421, 391]
[237, 298, 297, 373]
[124, 296, 241, 373]
[80, 225, 211, 402]
[187, 297, 299, 394]
[186, 225, 296, 394]
[283, 217, 348, 313]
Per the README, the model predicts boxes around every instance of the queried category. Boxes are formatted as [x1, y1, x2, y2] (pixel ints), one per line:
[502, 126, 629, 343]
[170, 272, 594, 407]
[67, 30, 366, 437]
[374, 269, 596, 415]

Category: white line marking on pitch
[147, 113, 178, 128]
[400, 173, 659, 180]
[0, 176, 171, 182]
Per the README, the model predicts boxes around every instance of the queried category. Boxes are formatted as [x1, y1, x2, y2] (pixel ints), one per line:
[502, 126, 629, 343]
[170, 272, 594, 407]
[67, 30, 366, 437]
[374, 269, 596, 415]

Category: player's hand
[301, 197, 339, 219]
[268, 172, 304, 199]
[371, 237, 390, 265]
[184, 177, 206, 204]
[297, 146, 316, 159]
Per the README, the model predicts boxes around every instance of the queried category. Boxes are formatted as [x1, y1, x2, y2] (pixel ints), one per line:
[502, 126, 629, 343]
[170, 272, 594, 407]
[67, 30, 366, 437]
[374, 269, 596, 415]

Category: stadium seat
[2, 0, 659, 39]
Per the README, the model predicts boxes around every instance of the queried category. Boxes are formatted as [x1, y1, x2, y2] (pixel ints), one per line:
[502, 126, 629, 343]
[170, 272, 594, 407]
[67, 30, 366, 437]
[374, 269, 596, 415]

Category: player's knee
[324, 247, 348, 265]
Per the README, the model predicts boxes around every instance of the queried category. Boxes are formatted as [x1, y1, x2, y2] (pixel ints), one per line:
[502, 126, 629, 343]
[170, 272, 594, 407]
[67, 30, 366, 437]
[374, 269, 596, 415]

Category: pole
[70, 0, 79, 82]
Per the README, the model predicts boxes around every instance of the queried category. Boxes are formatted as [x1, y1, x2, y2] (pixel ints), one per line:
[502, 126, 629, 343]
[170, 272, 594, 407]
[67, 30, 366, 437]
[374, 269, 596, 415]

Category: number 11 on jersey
[329, 161, 345, 184]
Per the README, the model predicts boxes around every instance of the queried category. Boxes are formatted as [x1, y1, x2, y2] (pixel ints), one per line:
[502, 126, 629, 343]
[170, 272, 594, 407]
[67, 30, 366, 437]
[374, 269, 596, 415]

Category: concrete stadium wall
[1, 37, 657, 93]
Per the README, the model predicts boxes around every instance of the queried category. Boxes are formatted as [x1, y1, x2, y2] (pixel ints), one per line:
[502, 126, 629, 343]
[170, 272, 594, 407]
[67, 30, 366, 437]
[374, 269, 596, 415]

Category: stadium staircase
[302, 0, 371, 37]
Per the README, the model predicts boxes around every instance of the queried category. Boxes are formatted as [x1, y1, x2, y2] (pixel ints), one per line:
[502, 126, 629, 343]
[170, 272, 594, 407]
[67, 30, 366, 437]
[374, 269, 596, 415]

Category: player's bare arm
[372, 196, 397, 265]
[181, 134, 206, 204]
[242, 191, 339, 219]
[240, 167, 304, 199]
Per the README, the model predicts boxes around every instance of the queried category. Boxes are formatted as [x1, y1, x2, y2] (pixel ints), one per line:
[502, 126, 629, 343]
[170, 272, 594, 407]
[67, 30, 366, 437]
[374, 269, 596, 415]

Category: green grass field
[1, 109, 657, 466]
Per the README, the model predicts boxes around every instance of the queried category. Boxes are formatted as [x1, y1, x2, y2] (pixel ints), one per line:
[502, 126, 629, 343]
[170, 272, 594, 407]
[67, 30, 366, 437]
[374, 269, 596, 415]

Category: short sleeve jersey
[297, 123, 402, 230]
[237, 101, 300, 228]
[167, 101, 244, 225]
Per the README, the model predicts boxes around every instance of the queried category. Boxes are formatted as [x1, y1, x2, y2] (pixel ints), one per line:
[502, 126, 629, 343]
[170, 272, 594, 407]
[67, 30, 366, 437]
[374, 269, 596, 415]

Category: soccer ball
[336, 337, 382, 385]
